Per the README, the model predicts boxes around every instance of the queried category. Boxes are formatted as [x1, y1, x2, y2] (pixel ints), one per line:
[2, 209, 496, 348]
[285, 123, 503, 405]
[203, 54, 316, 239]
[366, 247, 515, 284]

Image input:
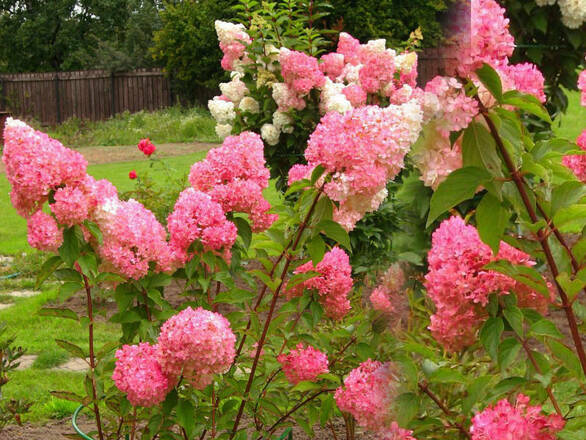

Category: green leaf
[484, 260, 551, 298]
[476, 192, 508, 254]
[476, 63, 503, 102]
[39, 307, 79, 321]
[479, 317, 504, 359]
[502, 90, 552, 123]
[319, 394, 334, 427]
[214, 289, 256, 305]
[55, 339, 86, 359]
[547, 340, 584, 377]
[176, 399, 196, 439]
[427, 167, 492, 227]
[551, 182, 586, 216]
[59, 227, 81, 266]
[307, 235, 326, 265]
[491, 377, 527, 397]
[503, 305, 524, 337]
[553, 205, 586, 233]
[310, 164, 326, 185]
[60, 281, 82, 297]
[395, 393, 419, 426]
[462, 122, 503, 180]
[77, 254, 97, 278]
[83, 220, 103, 245]
[498, 337, 521, 369]
[427, 367, 465, 384]
[462, 376, 492, 414]
[530, 319, 563, 339]
[291, 381, 322, 392]
[233, 217, 252, 249]
[35, 255, 63, 289]
[54, 268, 82, 282]
[50, 390, 85, 403]
[318, 219, 351, 250]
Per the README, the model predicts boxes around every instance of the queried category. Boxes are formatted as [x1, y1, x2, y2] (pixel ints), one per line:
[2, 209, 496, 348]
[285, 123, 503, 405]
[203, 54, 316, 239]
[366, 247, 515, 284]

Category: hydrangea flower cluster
[2, 118, 88, 217]
[290, 104, 422, 229]
[425, 217, 553, 351]
[279, 48, 325, 96]
[138, 138, 156, 156]
[470, 394, 565, 439]
[563, 130, 586, 182]
[423, 77, 479, 138]
[287, 247, 353, 320]
[500, 63, 547, 103]
[26, 211, 63, 252]
[334, 359, 398, 434]
[370, 264, 406, 315]
[535, 0, 586, 28]
[411, 125, 463, 190]
[380, 423, 418, 440]
[156, 307, 236, 389]
[215, 20, 251, 72]
[96, 198, 175, 280]
[277, 343, 329, 385]
[112, 343, 171, 407]
[189, 132, 277, 232]
[167, 188, 237, 264]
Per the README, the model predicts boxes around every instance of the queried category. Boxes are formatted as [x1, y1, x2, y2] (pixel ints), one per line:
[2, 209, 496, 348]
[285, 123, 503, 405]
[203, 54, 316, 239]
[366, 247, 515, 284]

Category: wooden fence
[0, 50, 452, 126]
[0, 69, 174, 125]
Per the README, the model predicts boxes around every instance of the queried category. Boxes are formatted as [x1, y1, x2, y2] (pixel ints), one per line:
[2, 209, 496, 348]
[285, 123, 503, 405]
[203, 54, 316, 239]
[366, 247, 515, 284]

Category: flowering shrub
[3, 0, 586, 438]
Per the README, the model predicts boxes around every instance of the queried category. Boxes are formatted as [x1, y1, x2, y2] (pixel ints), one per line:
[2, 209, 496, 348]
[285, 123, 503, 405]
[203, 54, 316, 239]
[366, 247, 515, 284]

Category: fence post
[110, 72, 116, 117]
[54, 73, 61, 124]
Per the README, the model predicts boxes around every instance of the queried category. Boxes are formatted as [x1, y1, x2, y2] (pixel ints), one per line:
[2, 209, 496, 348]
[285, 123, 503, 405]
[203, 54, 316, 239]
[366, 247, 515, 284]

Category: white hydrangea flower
[364, 39, 387, 54]
[320, 78, 352, 114]
[239, 96, 260, 114]
[273, 111, 294, 134]
[214, 20, 251, 45]
[260, 123, 280, 146]
[395, 51, 418, 72]
[341, 63, 362, 84]
[558, 0, 586, 28]
[219, 77, 248, 104]
[208, 97, 235, 124]
[215, 124, 233, 140]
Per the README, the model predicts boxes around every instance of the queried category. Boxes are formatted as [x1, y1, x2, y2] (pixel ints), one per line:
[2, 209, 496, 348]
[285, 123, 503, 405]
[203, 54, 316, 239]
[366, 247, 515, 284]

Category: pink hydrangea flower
[138, 138, 156, 156]
[215, 20, 252, 71]
[579, 70, 586, 107]
[380, 423, 418, 440]
[2, 118, 87, 217]
[563, 130, 586, 182]
[342, 84, 367, 107]
[370, 264, 405, 315]
[452, 0, 515, 76]
[287, 247, 353, 320]
[280, 49, 325, 95]
[277, 343, 329, 385]
[167, 188, 237, 263]
[50, 185, 91, 227]
[96, 198, 174, 280]
[304, 104, 422, 229]
[425, 217, 553, 351]
[320, 53, 345, 80]
[336, 32, 362, 66]
[112, 343, 171, 407]
[358, 50, 395, 94]
[424, 77, 479, 138]
[500, 63, 546, 103]
[335, 359, 397, 433]
[470, 394, 565, 440]
[26, 211, 63, 252]
[156, 307, 236, 389]
[189, 132, 277, 232]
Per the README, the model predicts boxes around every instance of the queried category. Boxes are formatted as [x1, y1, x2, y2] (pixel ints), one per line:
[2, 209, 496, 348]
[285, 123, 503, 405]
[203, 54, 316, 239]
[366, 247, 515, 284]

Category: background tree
[151, 0, 237, 102]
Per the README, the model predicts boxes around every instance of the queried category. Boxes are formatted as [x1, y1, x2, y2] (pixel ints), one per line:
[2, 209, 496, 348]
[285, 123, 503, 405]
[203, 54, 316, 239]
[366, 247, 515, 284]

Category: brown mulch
[0, 142, 217, 174]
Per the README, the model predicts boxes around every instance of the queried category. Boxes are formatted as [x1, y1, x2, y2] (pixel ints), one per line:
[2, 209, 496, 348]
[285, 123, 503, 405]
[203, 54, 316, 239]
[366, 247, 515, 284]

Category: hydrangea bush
[3, 0, 586, 439]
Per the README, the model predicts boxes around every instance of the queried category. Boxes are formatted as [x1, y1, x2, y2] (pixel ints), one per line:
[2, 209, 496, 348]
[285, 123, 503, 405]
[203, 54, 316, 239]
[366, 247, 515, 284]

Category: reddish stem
[82, 275, 105, 440]
[230, 187, 324, 439]
[479, 106, 586, 375]
[418, 382, 470, 439]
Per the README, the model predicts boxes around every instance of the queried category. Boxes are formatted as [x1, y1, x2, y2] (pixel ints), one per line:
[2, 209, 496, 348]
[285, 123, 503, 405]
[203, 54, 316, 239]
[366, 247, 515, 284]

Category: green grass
[0, 152, 208, 255]
[32, 106, 218, 147]
[553, 90, 586, 140]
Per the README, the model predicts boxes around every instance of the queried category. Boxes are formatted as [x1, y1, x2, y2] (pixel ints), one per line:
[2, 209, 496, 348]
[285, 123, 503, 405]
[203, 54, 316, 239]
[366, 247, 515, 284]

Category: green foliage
[501, 0, 586, 115]
[327, 0, 451, 48]
[152, 0, 237, 100]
